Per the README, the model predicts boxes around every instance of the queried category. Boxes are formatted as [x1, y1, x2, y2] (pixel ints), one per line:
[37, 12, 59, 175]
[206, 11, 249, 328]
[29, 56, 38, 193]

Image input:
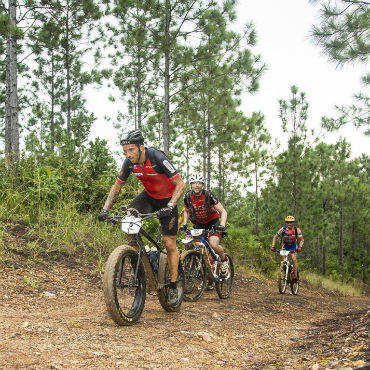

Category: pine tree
[279, 85, 310, 216]
[26, 0, 103, 158]
[310, 0, 370, 135]
[104, 1, 160, 135]
[4, 0, 20, 167]
[241, 112, 271, 236]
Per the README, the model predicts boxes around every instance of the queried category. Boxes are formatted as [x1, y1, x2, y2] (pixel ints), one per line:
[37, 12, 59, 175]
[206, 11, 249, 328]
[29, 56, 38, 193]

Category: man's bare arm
[183, 208, 190, 225]
[214, 202, 227, 226]
[103, 182, 124, 210]
[169, 177, 186, 205]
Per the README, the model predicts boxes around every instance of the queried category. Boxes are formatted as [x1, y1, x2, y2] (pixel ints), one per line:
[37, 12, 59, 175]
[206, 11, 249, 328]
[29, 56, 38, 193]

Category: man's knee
[163, 236, 177, 252]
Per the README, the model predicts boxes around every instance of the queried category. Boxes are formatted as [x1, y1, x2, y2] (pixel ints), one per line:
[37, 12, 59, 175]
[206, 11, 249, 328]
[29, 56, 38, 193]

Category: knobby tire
[215, 253, 234, 299]
[103, 245, 146, 326]
[278, 263, 288, 294]
[181, 249, 207, 302]
[290, 270, 299, 295]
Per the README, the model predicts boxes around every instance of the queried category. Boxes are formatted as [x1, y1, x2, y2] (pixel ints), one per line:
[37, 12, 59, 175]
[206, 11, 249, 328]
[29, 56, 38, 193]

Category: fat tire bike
[180, 228, 233, 301]
[103, 206, 185, 326]
[274, 249, 300, 295]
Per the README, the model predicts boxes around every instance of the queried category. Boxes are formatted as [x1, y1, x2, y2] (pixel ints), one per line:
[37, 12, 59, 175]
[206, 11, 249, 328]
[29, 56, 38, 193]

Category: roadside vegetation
[0, 155, 366, 298]
[1, 0, 369, 299]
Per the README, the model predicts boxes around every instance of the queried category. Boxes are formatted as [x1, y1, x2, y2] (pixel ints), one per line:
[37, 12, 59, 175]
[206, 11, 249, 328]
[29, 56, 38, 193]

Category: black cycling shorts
[194, 218, 220, 238]
[129, 190, 178, 236]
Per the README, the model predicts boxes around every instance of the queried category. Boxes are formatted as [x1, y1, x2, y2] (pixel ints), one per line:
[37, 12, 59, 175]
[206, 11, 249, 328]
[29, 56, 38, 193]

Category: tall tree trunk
[136, 53, 142, 130]
[50, 50, 56, 153]
[217, 144, 223, 202]
[163, 0, 170, 152]
[202, 110, 207, 181]
[206, 105, 211, 189]
[363, 241, 368, 283]
[255, 162, 259, 236]
[322, 228, 327, 275]
[5, 0, 20, 167]
[65, 1, 71, 135]
[316, 237, 320, 272]
[292, 138, 297, 216]
[350, 221, 355, 277]
[185, 135, 189, 181]
[340, 200, 344, 284]
[254, 134, 259, 236]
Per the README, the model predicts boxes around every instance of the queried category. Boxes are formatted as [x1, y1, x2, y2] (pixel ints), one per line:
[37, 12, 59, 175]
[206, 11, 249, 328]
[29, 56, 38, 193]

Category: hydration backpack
[281, 226, 298, 245]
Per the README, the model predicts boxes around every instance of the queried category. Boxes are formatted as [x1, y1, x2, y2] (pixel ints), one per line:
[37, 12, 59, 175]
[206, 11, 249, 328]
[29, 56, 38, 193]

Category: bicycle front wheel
[103, 245, 146, 326]
[278, 263, 287, 294]
[181, 249, 207, 302]
[215, 254, 234, 299]
[290, 270, 299, 295]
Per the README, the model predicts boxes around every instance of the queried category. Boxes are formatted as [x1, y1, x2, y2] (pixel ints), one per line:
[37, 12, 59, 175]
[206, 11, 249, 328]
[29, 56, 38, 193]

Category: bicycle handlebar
[105, 212, 158, 224]
[183, 227, 227, 239]
[272, 248, 301, 253]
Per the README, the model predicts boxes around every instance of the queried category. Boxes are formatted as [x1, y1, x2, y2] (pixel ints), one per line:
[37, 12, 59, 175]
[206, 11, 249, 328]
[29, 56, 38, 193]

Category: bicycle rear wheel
[181, 249, 207, 302]
[290, 270, 299, 295]
[278, 263, 288, 294]
[103, 245, 146, 326]
[157, 254, 185, 312]
[215, 254, 234, 299]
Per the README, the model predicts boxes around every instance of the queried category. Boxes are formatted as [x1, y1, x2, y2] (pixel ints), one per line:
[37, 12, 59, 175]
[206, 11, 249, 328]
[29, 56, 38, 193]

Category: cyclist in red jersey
[180, 173, 229, 276]
[98, 130, 186, 304]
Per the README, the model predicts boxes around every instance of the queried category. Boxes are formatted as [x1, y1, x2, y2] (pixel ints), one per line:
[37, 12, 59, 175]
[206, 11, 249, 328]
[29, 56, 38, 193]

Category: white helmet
[189, 173, 205, 184]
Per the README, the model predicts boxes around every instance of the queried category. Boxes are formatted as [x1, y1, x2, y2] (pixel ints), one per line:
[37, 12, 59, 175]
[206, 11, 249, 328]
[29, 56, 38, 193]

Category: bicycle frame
[110, 213, 166, 292]
[279, 249, 293, 282]
[185, 229, 222, 282]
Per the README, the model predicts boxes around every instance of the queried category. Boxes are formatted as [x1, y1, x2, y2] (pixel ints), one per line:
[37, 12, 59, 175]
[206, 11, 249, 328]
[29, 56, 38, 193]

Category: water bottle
[213, 261, 218, 278]
[148, 246, 158, 272]
[210, 257, 215, 273]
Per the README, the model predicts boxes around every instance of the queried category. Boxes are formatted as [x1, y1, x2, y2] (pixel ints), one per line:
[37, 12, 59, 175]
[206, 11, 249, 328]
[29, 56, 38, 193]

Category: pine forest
[1, 0, 370, 287]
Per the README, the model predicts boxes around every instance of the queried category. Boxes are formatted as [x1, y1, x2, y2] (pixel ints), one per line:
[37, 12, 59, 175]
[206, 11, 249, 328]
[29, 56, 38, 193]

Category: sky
[88, 0, 370, 158]
[238, 0, 369, 158]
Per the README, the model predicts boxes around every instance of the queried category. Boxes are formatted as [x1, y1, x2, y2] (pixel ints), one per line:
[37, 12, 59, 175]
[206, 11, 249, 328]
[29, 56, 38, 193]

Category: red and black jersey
[116, 147, 180, 199]
[184, 189, 219, 224]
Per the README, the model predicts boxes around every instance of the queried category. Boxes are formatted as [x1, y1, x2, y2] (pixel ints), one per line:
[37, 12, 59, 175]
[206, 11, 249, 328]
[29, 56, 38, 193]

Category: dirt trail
[0, 259, 369, 370]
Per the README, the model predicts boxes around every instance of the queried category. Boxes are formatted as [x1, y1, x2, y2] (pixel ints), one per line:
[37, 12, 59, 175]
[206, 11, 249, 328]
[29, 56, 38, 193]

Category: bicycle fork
[116, 244, 145, 289]
[204, 248, 220, 282]
[282, 259, 289, 282]
[187, 251, 204, 279]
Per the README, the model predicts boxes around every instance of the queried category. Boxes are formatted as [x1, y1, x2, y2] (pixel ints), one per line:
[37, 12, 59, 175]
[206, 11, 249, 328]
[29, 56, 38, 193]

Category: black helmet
[120, 129, 144, 146]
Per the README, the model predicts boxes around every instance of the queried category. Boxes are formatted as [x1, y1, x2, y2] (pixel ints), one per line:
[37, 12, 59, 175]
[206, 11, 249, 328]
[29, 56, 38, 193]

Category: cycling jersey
[184, 190, 219, 224]
[117, 147, 180, 199]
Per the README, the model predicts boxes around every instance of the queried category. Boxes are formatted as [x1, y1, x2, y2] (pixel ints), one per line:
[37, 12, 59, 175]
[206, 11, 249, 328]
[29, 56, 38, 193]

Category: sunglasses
[286, 221, 294, 224]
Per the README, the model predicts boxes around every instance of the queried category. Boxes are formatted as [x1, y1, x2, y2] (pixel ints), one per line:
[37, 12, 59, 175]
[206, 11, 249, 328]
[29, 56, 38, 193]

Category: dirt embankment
[0, 254, 369, 370]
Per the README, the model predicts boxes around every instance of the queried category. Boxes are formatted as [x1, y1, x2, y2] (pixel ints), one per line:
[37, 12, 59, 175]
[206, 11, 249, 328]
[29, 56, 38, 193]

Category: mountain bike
[274, 249, 299, 295]
[102, 206, 185, 326]
[180, 228, 233, 301]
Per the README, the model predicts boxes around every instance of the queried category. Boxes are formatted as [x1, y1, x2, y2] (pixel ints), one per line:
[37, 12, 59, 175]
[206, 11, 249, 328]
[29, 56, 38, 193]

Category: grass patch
[0, 205, 131, 272]
[304, 271, 365, 296]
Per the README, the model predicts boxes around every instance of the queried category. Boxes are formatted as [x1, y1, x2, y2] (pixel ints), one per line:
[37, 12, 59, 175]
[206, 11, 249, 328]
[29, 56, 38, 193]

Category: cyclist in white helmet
[180, 173, 229, 276]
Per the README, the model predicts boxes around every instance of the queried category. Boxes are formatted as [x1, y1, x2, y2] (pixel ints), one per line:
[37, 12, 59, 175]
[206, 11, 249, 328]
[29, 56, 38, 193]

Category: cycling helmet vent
[189, 173, 205, 184]
[285, 215, 295, 222]
[120, 129, 144, 146]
